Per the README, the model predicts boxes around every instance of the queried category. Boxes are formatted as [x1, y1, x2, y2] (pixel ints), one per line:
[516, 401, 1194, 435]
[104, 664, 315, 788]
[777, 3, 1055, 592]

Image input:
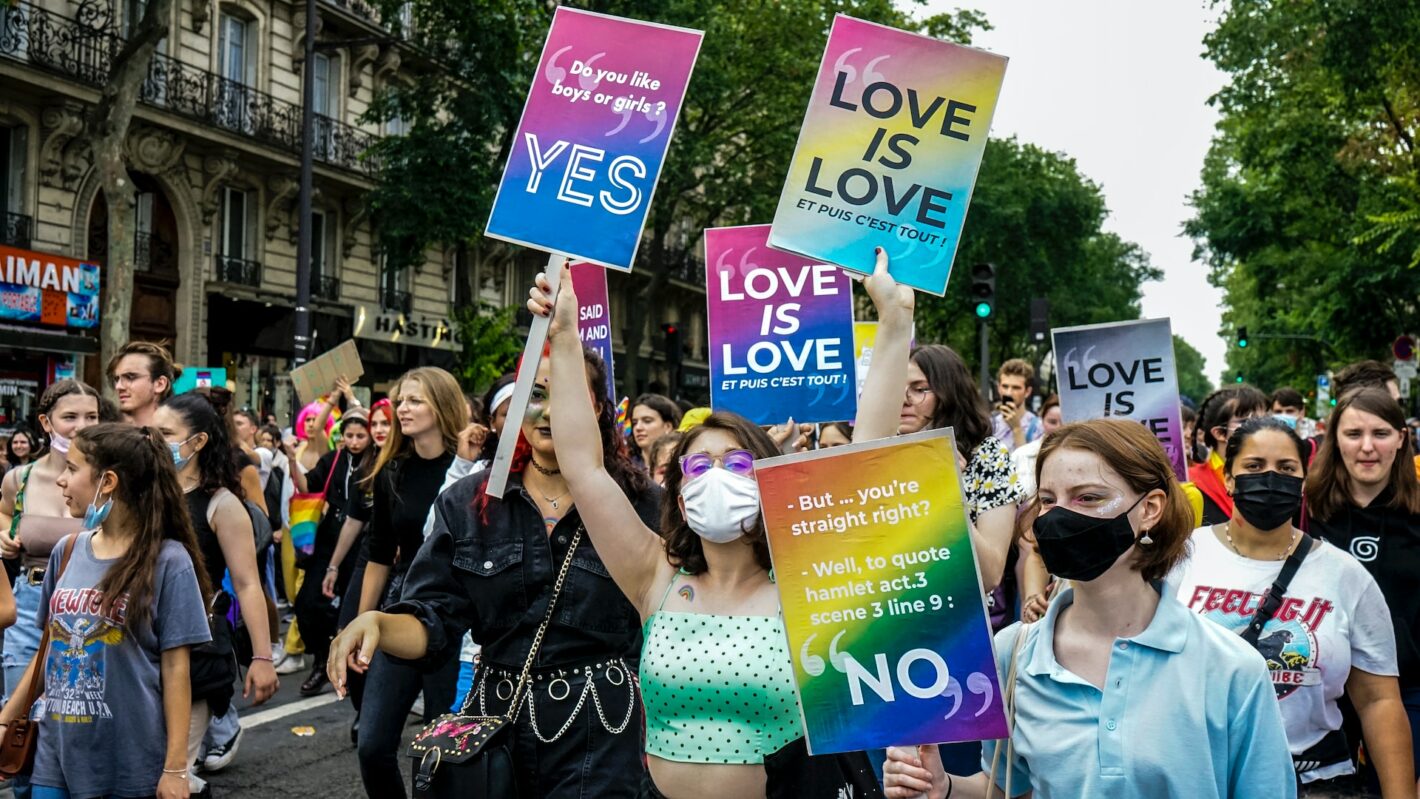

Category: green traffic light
[1235, 374, 1244, 383]
[974, 302, 992, 319]
[1238, 339, 1248, 348]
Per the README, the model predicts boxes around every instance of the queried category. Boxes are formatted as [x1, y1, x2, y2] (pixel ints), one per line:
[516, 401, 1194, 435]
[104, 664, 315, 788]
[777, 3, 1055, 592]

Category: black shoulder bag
[1237, 534, 1349, 773]
[408, 527, 582, 798]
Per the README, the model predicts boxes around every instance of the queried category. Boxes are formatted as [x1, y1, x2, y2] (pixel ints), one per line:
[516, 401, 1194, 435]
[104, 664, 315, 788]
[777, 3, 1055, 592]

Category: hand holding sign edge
[529, 259, 577, 341]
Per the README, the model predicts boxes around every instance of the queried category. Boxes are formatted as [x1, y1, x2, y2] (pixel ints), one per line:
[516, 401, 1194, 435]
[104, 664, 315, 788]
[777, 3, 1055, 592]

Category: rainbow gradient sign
[756, 427, 1007, 754]
[768, 15, 1007, 295]
[706, 225, 855, 425]
[485, 8, 702, 270]
[1053, 318, 1187, 480]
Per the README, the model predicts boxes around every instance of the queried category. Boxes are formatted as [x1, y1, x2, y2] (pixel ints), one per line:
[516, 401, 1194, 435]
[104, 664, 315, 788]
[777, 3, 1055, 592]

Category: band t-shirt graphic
[1166, 527, 1397, 783]
[31, 533, 211, 798]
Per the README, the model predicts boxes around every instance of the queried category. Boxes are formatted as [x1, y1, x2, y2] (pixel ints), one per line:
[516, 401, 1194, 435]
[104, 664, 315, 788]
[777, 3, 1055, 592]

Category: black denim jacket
[386, 469, 662, 672]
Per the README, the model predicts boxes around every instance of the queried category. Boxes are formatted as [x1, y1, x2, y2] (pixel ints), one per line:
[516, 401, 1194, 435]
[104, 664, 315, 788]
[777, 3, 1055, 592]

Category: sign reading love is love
[769, 15, 1007, 295]
[1053, 318, 1187, 480]
[485, 7, 703, 270]
[706, 225, 856, 425]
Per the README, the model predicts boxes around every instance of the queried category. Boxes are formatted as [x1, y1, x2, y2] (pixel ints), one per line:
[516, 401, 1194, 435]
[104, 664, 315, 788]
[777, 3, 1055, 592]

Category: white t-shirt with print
[1165, 526, 1398, 782]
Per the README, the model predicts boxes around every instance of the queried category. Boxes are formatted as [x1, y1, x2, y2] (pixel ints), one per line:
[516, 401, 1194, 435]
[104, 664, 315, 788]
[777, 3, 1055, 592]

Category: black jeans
[339, 555, 368, 712]
[357, 649, 460, 799]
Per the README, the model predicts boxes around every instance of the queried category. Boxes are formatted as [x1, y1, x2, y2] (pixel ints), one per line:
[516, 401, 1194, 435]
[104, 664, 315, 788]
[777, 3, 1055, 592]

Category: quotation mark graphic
[833, 47, 890, 87]
[799, 630, 850, 677]
[940, 672, 996, 719]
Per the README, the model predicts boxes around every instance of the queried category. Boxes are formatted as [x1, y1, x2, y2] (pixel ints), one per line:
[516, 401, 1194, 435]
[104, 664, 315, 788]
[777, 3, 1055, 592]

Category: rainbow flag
[287, 492, 324, 556]
[615, 397, 631, 437]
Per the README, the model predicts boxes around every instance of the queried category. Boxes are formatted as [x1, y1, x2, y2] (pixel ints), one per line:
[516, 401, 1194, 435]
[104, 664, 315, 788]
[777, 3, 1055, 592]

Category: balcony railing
[1, 212, 33, 248]
[312, 273, 341, 301]
[380, 286, 411, 314]
[0, 0, 378, 176]
[214, 254, 262, 287]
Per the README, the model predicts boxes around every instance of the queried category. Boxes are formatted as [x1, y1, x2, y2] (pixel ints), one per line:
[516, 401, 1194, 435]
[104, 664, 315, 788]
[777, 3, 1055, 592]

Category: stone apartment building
[0, 0, 707, 428]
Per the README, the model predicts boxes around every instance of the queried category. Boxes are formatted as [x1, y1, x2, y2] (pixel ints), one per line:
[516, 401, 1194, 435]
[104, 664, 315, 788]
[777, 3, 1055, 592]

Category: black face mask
[1033, 494, 1146, 582]
[1231, 471, 1303, 531]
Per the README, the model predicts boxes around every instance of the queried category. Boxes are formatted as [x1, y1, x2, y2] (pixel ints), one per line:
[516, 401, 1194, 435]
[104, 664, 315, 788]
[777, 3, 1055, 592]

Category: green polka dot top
[639, 572, 802, 765]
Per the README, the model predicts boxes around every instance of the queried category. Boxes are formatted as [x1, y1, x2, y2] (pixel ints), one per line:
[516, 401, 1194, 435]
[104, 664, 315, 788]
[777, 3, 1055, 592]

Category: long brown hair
[1026, 419, 1194, 582]
[73, 424, 213, 629]
[1305, 388, 1420, 521]
[660, 412, 776, 575]
[364, 367, 467, 487]
[910, 345, 991, 456]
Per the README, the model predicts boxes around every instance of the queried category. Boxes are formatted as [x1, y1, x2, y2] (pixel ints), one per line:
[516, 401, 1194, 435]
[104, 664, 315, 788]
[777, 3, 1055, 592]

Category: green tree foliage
[1173, 335, 1213, 404]
[910, 138, 1161, 369]
[453, 302, 524, 391]
[1188, 0, 1420, 394]
[362, 0, 987, 389]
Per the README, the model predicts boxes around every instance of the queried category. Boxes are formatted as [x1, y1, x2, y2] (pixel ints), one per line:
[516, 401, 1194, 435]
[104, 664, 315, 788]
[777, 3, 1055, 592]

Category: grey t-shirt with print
[31, 532, 211, 798]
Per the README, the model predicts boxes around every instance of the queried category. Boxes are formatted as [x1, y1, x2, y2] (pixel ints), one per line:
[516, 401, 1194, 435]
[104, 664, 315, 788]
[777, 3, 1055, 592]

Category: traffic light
[970, 263, 996, 320]
[1236, 327, 1249, 348]
[661, 323, 683, 369]
[1235, 372, 1244, 384]
[1028, 298, 1050, 343]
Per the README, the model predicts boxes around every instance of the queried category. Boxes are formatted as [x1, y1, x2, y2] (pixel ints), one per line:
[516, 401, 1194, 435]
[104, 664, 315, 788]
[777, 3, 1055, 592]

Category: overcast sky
[923, 0, 1230, 380]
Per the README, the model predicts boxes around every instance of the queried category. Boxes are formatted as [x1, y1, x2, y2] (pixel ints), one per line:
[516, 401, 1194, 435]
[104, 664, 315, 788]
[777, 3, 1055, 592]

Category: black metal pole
[294, 0, 316, 371]
[978, 318, 990, 401]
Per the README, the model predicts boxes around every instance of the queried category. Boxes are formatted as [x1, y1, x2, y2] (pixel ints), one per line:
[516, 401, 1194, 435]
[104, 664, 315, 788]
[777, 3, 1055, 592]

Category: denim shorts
[3, 576, 45, 705]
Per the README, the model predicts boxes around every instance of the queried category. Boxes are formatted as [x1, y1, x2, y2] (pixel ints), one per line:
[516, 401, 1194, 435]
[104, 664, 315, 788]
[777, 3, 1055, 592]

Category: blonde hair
[365, 367, 467, 486]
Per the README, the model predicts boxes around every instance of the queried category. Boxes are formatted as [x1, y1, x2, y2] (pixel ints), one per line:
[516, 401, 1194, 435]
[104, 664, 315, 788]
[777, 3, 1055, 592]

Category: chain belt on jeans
[476, 657, 637, 743]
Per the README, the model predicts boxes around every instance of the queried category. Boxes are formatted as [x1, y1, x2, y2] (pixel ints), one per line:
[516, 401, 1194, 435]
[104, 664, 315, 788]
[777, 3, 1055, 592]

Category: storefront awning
[0, 323, 99, 355]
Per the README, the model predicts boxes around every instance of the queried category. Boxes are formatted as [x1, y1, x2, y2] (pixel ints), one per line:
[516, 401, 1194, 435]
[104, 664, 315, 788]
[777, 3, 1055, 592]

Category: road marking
[242, 693, 342, 729]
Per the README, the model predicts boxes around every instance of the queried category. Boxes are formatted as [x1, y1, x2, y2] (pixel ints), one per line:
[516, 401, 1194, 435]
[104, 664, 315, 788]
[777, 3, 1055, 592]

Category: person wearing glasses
[106, 341, 178, 428]
[515, 252, 912, 799]
[326, 355, 659, 798]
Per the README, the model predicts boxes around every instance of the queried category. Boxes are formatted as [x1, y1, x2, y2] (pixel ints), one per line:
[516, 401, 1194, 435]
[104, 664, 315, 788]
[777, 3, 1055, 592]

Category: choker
[529, 457, 561, 477]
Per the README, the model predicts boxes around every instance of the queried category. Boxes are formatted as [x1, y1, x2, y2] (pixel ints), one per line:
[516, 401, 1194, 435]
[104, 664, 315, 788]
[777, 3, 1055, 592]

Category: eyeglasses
[905, 385, 932, 405]
[679, 449, 755, 481]
[111, 371, 150, 387]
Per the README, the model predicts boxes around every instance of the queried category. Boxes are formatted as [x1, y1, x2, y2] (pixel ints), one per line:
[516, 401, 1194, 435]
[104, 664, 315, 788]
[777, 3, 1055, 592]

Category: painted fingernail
[874, 247, 883, 254]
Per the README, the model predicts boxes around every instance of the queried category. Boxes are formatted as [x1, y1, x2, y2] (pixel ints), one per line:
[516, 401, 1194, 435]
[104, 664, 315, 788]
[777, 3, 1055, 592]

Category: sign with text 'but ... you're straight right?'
[755, 427, 1007, 754]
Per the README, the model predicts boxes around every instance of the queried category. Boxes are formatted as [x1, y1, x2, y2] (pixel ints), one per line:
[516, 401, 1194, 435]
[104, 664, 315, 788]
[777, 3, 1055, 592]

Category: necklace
[528, 456, 561, 477]
[537, 488, 570, 511]
[1224, 523, 1298, 561]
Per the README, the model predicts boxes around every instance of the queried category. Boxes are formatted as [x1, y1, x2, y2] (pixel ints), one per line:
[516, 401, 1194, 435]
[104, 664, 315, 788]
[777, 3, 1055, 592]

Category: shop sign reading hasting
[351, 302, 463, 352]
[0, 245, 101, 329]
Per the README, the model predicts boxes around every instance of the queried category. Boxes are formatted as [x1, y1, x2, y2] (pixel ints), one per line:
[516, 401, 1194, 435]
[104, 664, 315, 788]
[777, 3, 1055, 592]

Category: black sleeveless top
[186, 489, 228, 593]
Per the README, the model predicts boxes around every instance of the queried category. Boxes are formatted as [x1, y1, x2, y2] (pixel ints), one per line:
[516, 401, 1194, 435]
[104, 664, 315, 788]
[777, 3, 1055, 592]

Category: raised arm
[855, 248, 915, 443]
[533, 265, 666, 615]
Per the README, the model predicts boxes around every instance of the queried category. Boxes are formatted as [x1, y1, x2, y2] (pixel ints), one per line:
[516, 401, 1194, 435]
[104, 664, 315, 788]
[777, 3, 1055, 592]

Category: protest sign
[485, 7, 702, 270]
[1052, 318, 1187, 480]
[172, 367, 229, 395]
[756, 427, 1007, 754]
[570, 261, 616, 401]
[706, 225, 855, 424]
[768, 15, 1007, 295]
[290, 340, 364, 405]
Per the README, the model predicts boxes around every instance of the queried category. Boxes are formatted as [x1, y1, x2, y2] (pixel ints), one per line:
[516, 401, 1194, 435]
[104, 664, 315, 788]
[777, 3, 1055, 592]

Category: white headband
[491, 383, 516, 414]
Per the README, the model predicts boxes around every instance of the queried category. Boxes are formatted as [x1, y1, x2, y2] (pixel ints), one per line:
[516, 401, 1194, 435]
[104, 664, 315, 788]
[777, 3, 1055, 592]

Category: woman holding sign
[883, 419, 1295, 799]
[528, 252, 913, 799]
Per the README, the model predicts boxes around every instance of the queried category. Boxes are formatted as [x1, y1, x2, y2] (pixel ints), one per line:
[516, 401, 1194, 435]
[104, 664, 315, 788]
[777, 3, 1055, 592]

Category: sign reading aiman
[0, 245, 101, 329]
[352, 302, 463, 352]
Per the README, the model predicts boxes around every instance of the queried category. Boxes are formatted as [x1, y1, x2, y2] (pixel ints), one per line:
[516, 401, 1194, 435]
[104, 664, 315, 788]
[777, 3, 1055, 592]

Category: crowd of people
[0, 253, 1415, 798]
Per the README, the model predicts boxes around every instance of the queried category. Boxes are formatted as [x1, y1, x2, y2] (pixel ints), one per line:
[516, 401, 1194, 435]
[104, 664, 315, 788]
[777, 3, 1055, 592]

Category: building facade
[0, 0, 707, 428]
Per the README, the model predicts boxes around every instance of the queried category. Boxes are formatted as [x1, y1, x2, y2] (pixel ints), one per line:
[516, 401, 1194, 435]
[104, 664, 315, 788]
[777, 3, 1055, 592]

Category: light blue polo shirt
[981, 586, 1296, 799]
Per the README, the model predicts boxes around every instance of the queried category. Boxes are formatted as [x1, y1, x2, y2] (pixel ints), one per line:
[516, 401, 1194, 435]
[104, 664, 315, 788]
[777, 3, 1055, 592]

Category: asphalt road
[199, 659, 422, 798]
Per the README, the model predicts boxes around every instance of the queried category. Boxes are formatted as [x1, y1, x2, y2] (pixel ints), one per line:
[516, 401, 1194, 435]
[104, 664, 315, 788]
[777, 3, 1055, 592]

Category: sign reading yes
[485, 8, 702, 270]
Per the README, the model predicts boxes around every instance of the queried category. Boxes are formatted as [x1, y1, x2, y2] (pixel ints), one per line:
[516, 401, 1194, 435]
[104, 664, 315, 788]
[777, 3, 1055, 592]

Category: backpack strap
[1240, 534, 1313, 646]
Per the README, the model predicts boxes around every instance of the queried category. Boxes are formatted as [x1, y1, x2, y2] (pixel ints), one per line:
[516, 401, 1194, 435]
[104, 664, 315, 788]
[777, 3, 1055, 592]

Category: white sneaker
[202, 726, 243, 772]
[274, 653, 308, 675]
[271, 642, 287, 668]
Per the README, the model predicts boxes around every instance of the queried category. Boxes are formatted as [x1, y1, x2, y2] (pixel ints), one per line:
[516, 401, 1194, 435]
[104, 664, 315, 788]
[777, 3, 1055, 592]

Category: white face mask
[681, 467, 760, 543]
